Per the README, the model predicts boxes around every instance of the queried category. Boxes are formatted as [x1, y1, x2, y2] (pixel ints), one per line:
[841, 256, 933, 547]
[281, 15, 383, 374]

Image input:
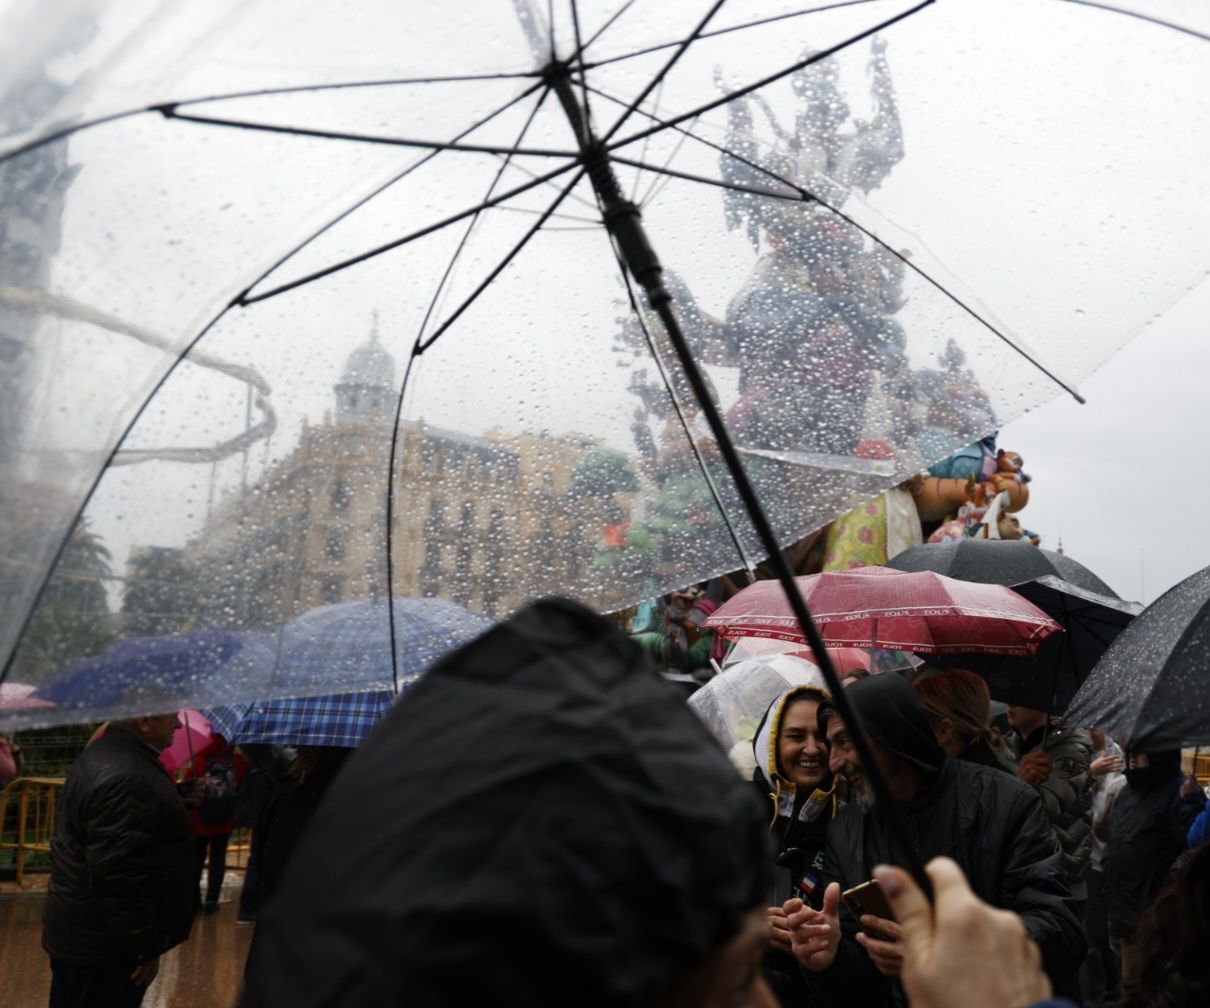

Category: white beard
[851, 775, 877, 811]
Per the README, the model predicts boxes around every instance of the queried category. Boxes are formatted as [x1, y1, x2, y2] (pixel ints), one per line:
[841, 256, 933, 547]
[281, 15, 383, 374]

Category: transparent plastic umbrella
[690, 651, 829, 754]
[1, 1, 1208, 730]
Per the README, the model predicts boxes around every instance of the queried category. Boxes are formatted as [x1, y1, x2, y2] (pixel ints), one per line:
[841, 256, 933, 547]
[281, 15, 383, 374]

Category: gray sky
[1000, 275, 1210, 605]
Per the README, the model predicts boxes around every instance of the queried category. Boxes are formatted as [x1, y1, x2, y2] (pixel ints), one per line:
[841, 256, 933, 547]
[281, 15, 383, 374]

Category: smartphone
[840, 879, 896, 938]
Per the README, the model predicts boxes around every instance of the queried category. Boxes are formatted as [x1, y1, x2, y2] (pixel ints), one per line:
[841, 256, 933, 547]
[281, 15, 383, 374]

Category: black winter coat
[1104, 757, 1202, 941]
[42, 728, 195, 966]
[811, 757, 1085, 1008]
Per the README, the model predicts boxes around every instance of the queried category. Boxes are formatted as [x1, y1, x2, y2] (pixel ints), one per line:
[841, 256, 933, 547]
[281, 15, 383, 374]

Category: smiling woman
[750, 677, 840, 1008]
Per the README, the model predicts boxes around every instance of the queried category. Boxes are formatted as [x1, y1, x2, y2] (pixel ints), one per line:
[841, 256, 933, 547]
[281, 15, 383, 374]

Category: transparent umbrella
[1, 0, 1208, 733]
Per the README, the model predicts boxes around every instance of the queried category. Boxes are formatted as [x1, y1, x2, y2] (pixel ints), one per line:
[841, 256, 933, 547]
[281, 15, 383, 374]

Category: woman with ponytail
[914, 667, 1017, 775]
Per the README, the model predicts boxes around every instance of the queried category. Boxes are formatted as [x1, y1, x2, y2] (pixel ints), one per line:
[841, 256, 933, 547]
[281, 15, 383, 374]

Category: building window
[326, 530, 346, 562]
[321, 575, 344, 604]
[425, 498, 445, 536]
[330, 480, 352, 513]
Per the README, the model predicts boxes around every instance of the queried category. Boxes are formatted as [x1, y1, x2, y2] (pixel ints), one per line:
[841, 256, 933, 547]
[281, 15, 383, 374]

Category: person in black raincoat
[1103, 748, 1203, 977]
[751, 681, 839, 1007]
[42, 712, 197, 1006]
[785, 673, 1084, 1007]
[241, 598, 778, 1008]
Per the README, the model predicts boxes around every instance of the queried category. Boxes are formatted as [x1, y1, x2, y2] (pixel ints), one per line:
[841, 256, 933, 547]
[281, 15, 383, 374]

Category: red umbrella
[704, 566, 1062, 657]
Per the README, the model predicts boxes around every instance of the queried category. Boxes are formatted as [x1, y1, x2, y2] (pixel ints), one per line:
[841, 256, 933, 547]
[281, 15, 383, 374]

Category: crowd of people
[29, 599, 1210, 1007]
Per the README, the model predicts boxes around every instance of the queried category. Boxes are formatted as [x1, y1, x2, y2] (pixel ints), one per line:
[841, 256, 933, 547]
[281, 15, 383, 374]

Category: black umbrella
[243, 598, 771, 1007]
[1065, 565, 1210, 749]
[938, 576, 1140, 713]
[887, 539, 1119, 597]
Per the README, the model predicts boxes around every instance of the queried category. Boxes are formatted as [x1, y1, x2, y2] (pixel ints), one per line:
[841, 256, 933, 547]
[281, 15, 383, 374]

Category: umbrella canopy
[937, 576, 1141, 712]
[158, 708, 214, 774]
[689, 651, 828, 752]
[32, 628, 259, 715]
[1065, 564, 1210, 749]
[2, 2, 1207, 726]
[1, 597, 488, 730]
[703, 565, 1062, 655]
[204, 690, 393, 748]
[886, 539, 1119, 597]
[262, 597, 493, 693]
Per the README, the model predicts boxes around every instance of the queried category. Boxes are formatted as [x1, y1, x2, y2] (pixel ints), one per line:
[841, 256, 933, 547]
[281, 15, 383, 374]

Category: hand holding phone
[841, 879, 896, 933]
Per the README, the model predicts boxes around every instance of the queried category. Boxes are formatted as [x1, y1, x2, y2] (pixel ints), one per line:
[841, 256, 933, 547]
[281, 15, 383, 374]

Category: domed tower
[335, 313, 396, 423]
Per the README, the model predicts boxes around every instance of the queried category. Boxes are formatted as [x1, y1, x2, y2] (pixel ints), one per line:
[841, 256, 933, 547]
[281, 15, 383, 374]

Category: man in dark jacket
[1104, 748, 1202, 977]
[1005, 705, 1094, 903]
[43, 711, 197, 1008]
[786, 674, 1085, 1007]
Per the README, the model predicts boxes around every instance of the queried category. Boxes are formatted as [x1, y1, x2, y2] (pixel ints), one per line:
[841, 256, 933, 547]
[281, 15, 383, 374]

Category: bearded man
[785, 673, 1084, 1008]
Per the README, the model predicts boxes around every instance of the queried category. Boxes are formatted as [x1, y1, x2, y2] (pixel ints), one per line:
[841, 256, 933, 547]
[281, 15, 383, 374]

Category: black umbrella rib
[0, 73, 543, 167]
[414, 167, 588, 355]
[236, 80, 546, 307]
[385, 85, 555, 691]
[611, 155, 799, 202]
[638, 110, 703, 208]
[600, 0, 727, 145]
[579, 0, 896, 73]
[489, 150, 602, 213]
[598, 90, 1086, 405]
[569, 0, 594, 136]
[238, 160, 579, 305]
[608, 0, 932, 150]
[159, 107, 576, 159]
[577, 0, 641, 55]
[1057, 0, 1210, 42]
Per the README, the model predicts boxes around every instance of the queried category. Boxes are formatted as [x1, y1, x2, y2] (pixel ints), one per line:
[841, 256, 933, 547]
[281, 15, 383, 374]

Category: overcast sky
[1000, 275, 1210, 604]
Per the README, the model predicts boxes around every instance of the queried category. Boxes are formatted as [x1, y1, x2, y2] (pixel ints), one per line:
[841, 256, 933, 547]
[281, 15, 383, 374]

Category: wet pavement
[1, 876, 253, 1008]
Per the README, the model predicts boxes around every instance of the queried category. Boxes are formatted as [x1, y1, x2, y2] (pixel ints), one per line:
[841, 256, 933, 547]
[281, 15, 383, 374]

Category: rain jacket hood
[243, 598, 771, 1008]
[1124, 748, 1181, 789]
[823, 672, 946, 784]
[752, 683, 837, 825]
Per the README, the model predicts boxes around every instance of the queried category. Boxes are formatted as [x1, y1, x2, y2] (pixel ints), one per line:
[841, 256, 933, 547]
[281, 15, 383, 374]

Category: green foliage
[122, 546, 200, 637]
[10, 520, 115, 681]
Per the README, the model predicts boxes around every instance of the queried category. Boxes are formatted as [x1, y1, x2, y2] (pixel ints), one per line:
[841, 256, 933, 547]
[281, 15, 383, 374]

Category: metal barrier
[0, 776, 64, 886]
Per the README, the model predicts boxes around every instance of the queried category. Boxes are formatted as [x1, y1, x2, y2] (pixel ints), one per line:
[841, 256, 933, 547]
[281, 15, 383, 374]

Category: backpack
[197, 752, 238, 826]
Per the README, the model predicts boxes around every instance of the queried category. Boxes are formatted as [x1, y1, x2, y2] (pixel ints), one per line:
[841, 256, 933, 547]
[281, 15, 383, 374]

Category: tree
[11, 520, 115, 680]
[122, 546, 200, 637]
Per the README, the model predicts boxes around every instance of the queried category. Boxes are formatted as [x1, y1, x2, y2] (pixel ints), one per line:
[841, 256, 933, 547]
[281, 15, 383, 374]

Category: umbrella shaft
[550, 63, 931, 901]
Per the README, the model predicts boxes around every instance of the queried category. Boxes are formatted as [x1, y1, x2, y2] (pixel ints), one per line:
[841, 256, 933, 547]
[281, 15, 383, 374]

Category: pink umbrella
[159, 710, 214, 775]
[0, 682, 56, 710]
[723, 637, 879, 675]
[704, 566, 1062, 657]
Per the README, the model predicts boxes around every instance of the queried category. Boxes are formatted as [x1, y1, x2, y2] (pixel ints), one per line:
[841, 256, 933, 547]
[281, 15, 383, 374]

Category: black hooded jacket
[42, 726, 195, 966]
[242, 598, 771, 1008]
[1104, 750, 1203, 940]
[813, 674, 1084, 1007]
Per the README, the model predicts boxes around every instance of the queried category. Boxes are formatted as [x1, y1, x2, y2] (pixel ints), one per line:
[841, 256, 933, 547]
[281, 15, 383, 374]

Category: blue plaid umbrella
[205, 690, 396, 748]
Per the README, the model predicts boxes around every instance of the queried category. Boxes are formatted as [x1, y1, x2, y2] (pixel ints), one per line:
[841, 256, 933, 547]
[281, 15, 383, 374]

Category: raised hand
[873, 858, 1050, 1008]
[785, 882, 841, 972]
